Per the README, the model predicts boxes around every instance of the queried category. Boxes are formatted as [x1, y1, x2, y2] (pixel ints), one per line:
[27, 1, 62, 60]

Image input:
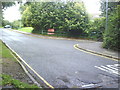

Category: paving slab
[77, 40, 119, 58]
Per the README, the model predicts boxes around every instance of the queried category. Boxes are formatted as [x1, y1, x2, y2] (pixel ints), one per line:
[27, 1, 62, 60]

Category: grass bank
[17, 27, 90, 40]
[0, 40, 40, 89]
[18, 27, 33, 33]
[1, 74, 39, 88]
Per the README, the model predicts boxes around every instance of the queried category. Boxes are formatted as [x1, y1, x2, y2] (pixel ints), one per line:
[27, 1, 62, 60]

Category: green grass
[0, 41, 40, 88]
[0, 41, 16, 62]
[0, 74, 39, 88]
[0, 42, 13, 58]
[18, 27, 33, 33]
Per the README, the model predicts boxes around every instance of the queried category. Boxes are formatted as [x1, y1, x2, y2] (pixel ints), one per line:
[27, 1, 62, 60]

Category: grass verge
[0, 74, 39, 88]
[0, 40, 40, 89]
[18, 27, 33, 33]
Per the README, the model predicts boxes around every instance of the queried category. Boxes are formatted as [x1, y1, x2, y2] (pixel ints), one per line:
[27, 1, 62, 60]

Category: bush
[103, 5, 120, 51]
[2, 20, 12, 27]
[11, 20, 23, 29]
[22, 2, 89, 38]
[86, 17, 105, 41]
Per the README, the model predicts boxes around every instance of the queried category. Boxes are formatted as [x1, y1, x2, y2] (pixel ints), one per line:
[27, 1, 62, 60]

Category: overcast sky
[3, 3, 21, 22]
[3, 0, 101, 22]
[83, 0, 101, 17]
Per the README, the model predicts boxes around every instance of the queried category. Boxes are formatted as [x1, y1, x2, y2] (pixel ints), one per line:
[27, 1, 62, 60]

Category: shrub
[86, 17, 105, 41]
[22, 2, 89, 38]
[102, 5, 120, 51]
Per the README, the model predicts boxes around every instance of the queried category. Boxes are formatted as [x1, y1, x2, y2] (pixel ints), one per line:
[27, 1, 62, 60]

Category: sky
[3, 3, 21, 22]
[3, 0, 101, 22]
[83, 0, 101, 18]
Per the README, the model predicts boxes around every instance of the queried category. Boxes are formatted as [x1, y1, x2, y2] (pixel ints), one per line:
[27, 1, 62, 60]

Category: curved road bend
[0, 28, 119, 88]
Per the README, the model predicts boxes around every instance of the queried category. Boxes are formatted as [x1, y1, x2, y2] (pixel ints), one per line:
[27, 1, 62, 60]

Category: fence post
[41, 30, 43, 34]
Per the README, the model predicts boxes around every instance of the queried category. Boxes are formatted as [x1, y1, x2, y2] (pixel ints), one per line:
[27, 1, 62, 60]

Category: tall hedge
[86, 17, 105, 41]
[103, 5, 120, 51]
[21, 2, 88, 37]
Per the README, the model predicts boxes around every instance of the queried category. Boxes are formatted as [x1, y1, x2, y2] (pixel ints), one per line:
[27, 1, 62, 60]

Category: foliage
[103, 5, 120, 51]
[0, 2, 15, 26]
[1, 74, 39, 88]
[21, 2, 88, 37]
[21, 5, 32, 27]
[2, 2, 15, 9]
[100, 0, 120, 17]
[11, 20, 23, 29]
[86, 17, 105, 41]
[2, 20, 12, 27]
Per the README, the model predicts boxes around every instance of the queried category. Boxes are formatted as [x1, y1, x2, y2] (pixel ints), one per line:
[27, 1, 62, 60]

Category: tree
[11, 20, 23, 29]
[2, 20, 12, 26]
[102, 5, 120, 51]
[100, 1, 120, 50]
[0, 2, 15, 26]
[21, 2, 88, 37]
[86, 17, 105, 41]
[1, 2, 15, 9]
[100, 0, 120, 17]
[21, 5, 32, 27]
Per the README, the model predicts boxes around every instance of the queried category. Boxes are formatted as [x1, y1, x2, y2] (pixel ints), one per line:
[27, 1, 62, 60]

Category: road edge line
[10, 51, 41, 88]
[74, 44, 119, 61]
[2, 41, 54, 89]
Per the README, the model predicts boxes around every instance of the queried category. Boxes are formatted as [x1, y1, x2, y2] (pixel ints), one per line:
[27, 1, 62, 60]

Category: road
[0, 28, 119, 88]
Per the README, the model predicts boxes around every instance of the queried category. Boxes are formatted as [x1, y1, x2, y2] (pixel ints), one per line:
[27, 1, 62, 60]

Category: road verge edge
[2, 41, 54, 89]
[74, 44, 119, 61]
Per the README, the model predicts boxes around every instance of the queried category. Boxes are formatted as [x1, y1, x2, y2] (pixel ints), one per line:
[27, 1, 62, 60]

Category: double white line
[95, 64, 120, 76]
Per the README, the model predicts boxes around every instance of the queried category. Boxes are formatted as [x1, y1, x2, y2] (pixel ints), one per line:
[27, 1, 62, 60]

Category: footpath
[76, 40, 119, 60]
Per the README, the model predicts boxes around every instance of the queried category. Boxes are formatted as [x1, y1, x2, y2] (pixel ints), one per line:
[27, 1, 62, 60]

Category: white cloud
[3, 3, 21, 22]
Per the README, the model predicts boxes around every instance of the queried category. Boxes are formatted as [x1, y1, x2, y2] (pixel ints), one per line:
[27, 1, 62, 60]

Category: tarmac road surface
[0, 28, 119, 88]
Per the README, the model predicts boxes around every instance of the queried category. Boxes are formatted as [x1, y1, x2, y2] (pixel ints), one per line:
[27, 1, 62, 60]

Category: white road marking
[95, 64, 120, 76]
[107, 65, 118, 71]
[82, 84, 95, 88]
[95, 66, 112, 74]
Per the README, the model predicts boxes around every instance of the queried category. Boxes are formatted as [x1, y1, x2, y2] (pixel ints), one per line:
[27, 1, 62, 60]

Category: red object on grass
[48, 29, 54, 32]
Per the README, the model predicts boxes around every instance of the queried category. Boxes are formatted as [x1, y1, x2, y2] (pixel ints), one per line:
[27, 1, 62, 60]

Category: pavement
[0, 28, 119, 88]
[76, 40, 119, 60]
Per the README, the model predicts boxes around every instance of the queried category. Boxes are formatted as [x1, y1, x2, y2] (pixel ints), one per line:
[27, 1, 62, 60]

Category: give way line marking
[95, 64, 120, 76]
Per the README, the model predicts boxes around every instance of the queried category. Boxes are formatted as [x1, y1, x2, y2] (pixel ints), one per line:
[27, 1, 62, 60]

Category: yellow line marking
[74, 44, 118, 61]
[3, 29, 118, 87]
[3, 41, 54, 88]
[18, 56, 54, 89]
[5, 29, 119, 61]
[10, 51, 41, 87]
